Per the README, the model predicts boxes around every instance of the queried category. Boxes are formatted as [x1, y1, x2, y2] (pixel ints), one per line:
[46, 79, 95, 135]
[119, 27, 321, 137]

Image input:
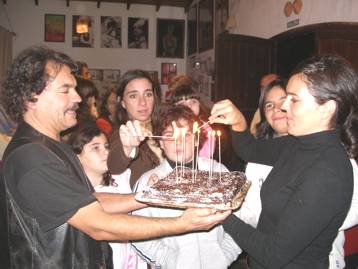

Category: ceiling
[14, 0, 194, 12]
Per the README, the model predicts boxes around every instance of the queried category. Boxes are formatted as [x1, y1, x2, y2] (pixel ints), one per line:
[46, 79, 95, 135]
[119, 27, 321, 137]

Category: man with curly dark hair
[0, 46, 230, 268]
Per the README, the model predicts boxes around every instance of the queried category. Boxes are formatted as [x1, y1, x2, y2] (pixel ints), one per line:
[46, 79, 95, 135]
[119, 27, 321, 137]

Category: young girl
[132, 105, 241, 269]
[68, 124, 148, 269]
[169, 83, 214, 158]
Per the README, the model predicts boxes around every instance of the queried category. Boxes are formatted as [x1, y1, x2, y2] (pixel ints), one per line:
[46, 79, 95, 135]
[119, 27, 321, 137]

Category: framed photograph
[72, 15, 94, 48]
[156, 19, 185, 58]
[198, 0, 214, 52]
[187, 5, 197, 55]
[103, 69, 121, 82]
[128, 17, 149, 49]
[44, 14, 65, 42]
[161, 63, 177, 85]
[101, 16, 122, 48]
[89, 69, 104, 81]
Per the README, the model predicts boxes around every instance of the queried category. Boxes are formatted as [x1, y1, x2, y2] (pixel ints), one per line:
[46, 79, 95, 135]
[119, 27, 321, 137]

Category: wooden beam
[66, 0, 69, 7]
[34, 0, 38, 5]
[185, 0, 194, 13]
[126, 0, 130, 10]
[3, 0, 7, 5]
[97, 0, 101, 8]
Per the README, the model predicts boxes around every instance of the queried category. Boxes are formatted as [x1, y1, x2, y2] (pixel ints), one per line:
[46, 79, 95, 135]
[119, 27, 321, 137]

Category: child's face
[176, 97, 200, 116]
[159, 119, 194, 164]
[77, 133, 109, 184]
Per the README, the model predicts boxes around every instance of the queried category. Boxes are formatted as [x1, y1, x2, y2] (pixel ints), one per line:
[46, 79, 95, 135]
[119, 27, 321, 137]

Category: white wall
[0, 0, 187, 91]
[229, 0, 358, 39]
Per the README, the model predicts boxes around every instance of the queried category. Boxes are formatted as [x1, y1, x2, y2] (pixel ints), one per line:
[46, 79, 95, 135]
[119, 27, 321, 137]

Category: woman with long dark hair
[107, 69, 163, 188]
[210, 54, 358, 268]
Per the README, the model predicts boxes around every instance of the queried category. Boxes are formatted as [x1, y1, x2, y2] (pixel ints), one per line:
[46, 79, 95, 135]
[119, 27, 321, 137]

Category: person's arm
[108, 120, 147, 174]
[67, 201, 231, 241]
[338, 159, 358, 231]
[223, 160, 352, 268]
[93, 192, 146, 213]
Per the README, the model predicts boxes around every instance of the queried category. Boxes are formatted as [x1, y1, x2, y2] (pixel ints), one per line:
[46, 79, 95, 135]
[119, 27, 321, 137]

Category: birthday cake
[135, 167, 251, 210]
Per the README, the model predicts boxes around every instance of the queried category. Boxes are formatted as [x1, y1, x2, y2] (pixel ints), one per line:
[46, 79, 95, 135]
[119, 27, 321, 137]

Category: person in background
[169, 83, 213, 158]
[169, 82, 246, 172]
[236, 78, 358, 269]
[210, 54, 358, 268]
[108, 70, 163, 189]
[133, 105, 241, 269]
[76, 61, 92, 80]
[75, 76, 99, 121]
[97, 87, 118, 137]
[249, 73, 279, 136]
[0, 46, 231, 268]
[68, 124, 148, 269]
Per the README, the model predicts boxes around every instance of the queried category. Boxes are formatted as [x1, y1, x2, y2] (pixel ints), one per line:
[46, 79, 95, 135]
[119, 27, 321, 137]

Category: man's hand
[209, 99, 247, 132]
[119, 120, 150, 157]
[178, 208, 232, 232]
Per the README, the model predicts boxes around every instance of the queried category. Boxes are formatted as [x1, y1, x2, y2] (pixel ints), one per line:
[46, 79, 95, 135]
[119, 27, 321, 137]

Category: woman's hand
[178, 208, 232, 232]
[119, 120, 149, 157]
[209, 99, 247, 132]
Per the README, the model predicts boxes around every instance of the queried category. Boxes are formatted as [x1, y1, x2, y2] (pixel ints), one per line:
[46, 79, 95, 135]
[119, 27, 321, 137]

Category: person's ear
[321, 100, 337, 122]
[121, 100, 126, 110]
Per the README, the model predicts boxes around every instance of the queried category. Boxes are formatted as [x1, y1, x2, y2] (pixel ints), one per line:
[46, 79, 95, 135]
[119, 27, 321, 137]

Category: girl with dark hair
[108, 69, 163, 188]
[96, 87, 118, 137]
[210, 54, 358, 268]
[255, 79, 288, 139]
[68, 124, 148, 269]
[75, 76, 99, 122]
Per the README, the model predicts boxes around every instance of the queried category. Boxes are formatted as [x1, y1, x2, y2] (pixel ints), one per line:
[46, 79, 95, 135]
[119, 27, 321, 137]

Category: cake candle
[192, 122, 198, 181]
[174, 126, 179, 183]
[217, 130, 222, 181]
[182, 127, 187, 179]
[211, 131, 216, 182]
[195, 129, 200, 181]
[208, 130, 212, 182]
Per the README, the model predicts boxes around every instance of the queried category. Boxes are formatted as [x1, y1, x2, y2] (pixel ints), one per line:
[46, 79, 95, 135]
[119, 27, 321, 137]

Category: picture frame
[128, 17, 149, 49]
[103, 69, 121, 82]
[156, 19, 185, 58]
[198, 0, 214, 52]
[161, 63, 177, 85]
[101, 16, 122, 48]
[187, 5, 198, 56]
[44, 14, 65, 42]
[72, 15, 95, 48]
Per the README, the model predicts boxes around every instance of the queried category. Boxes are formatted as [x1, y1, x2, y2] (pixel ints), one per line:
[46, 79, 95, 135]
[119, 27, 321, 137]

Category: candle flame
[212, 130, 216, 137]
[217, 130, 221, 137]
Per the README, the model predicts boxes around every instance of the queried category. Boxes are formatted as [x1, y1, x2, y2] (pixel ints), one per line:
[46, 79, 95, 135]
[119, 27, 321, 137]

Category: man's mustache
[66, 103, 79, 112]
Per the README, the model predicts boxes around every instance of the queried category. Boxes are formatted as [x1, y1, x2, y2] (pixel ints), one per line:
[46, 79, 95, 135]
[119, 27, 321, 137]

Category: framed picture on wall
[128, 17, 149, 49]
[198, 0, 214, 52]
[101, 16, 122, 48]
[44, 14, 65, 42]
[103, 69, 121, 82]
[187, 4, 197, 55]
[156, 19, 185, 58]
[72, 15, 95, 48]
[161, 63, 177, 85]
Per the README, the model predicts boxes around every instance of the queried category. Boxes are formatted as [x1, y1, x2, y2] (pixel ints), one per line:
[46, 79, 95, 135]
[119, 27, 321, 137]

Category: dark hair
[291, 54, 358, 161]
[99, 87, 117, 121]
[152, 104, 200, 144]
[115, 69, 161, 126]
[75, 61, 88, 77]
[169, 84, 209, 120]
[75, 76, 99, 122]
[1, 46, 77, 123]
[168, 74, 195, 92]
[256, 79, 287, 139]
[67, 124, 112, 186]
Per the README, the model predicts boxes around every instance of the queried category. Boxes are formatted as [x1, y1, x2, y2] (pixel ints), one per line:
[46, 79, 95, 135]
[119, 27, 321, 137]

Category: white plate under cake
[135, 167, 251, 210]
